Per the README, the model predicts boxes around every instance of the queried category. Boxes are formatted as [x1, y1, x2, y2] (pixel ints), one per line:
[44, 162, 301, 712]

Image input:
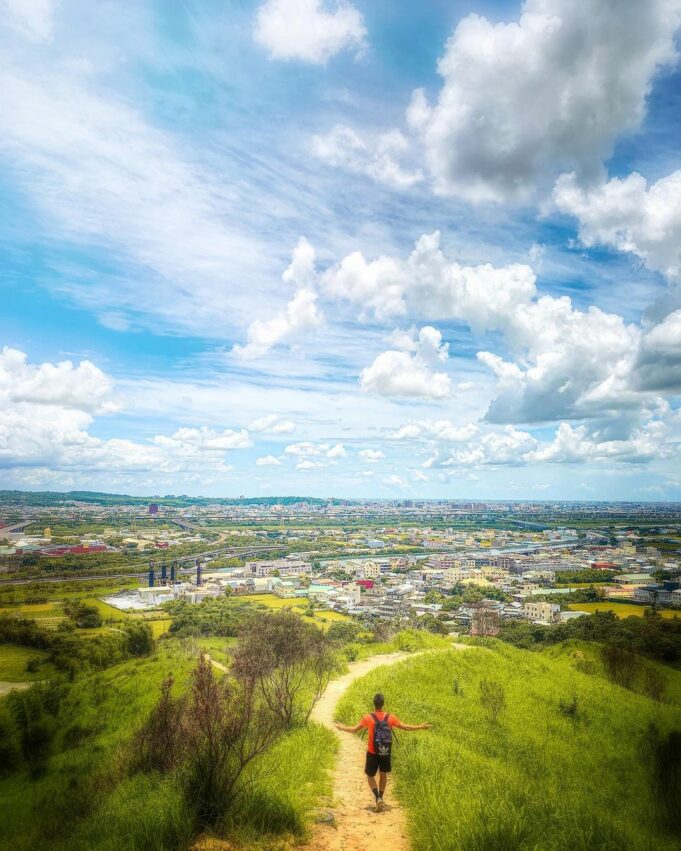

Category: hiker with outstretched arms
[335, 692, 431, 812]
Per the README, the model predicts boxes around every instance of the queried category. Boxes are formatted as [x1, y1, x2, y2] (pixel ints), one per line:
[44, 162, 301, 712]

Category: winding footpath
[305, 652, 414, 851]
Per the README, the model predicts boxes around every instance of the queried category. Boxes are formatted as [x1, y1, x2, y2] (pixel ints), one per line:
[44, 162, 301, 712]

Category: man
[335, 692, 431, 812]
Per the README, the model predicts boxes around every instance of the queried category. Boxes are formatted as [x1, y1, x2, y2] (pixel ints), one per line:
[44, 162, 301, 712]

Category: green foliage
[65, 601, 103, 629]
[499, 610, 681, 666]
[122, 622, 153, 657]
[335, 643, 681, 850]
[165, 596, 261, 637]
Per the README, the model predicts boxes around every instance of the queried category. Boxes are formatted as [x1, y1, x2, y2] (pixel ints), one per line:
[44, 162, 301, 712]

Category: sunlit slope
[336, 642, 681, 851]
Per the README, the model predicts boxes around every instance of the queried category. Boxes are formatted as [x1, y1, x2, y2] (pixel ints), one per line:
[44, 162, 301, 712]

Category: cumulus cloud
[529, 421, 667, 465]
[0, 346, 117, 414]
[323, 230, 536, 325]
[256, 454, 282, 466]
[409, 0, 681, 201]
[249, 414, 296, 434]
[477, 296, 641, 424]
[254, 0, 366, 64]
[152, 427, 252, 452]
[284, 441, 346, 458]
[360, 326, 451, 399]
[425, 426, 538, 468]
[0, 348, 248, 478]
[359, 449, 385, 462]
[554, 170, 681, 281]
[392, 419, 477, 442]
[234, 238, 323, 359]
[633, 310, 681, 392]
[312, 126, 422, 188]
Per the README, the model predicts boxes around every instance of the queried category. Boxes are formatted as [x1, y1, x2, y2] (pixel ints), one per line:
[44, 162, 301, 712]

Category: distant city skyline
[2, 1, 681, 500]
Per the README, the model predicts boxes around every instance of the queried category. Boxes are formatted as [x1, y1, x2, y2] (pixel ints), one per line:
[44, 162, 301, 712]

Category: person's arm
[335, 721, 364, 733]
[395, 721, 432, 731]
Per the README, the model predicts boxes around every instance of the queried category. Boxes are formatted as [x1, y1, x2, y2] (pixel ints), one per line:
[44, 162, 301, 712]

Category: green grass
[236, 593, 352, 630]
[336, 642, 681, 850]
[0, 644, 55, 681]
[0, 637, 336, 850]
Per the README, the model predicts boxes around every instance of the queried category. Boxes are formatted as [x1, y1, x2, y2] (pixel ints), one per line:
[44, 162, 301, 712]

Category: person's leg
[378, 771, 388, 797]
[365, 753, 380, 806]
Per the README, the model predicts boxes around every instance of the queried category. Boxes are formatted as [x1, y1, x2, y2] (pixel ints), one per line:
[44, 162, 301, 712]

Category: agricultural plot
[569, 601, 679, 619]
[0, 644, 55, 682]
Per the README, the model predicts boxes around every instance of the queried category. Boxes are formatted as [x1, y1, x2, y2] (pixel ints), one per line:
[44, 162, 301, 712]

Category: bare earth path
[0, 681, 31, 697]
[306, 646, 467, 851]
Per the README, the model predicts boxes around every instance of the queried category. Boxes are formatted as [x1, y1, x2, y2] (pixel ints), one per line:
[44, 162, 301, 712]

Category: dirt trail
[306, 644, 472, 851]
[0, 681, 31, 697]
[305, 651, 418, 851]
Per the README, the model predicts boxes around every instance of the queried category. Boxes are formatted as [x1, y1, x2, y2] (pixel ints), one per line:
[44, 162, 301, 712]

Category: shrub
[479, 678, 506, 723]
[232, 610, 336, 728]
[135, 655, 286, 829]
[26, 657, 41, 673]
[124, 621, 154, 656]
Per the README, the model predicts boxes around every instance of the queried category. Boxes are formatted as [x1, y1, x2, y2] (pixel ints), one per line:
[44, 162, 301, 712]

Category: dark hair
[373, 692, 385, 709]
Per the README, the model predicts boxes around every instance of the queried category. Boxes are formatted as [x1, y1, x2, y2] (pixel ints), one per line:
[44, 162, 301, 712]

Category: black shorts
[365, 751, 391, 776]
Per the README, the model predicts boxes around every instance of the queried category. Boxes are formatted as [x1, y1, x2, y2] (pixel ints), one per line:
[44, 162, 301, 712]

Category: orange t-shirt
[360, 711, 401, 754]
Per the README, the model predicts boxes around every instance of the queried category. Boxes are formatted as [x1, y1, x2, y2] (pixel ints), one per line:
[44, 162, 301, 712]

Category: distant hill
[0, 490, 334, 508]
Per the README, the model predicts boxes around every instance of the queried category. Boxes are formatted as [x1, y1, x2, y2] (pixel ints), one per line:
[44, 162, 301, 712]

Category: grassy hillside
[336, 641, 681, 851]
[0, 638, 336, 850]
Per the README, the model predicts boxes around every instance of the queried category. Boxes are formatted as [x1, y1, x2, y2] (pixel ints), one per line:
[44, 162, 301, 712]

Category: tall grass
[0, 637, 336, 850]
[336, 641, 681, 850]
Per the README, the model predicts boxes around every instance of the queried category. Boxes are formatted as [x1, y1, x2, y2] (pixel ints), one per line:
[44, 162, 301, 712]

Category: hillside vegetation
[336, 641, 681, 851]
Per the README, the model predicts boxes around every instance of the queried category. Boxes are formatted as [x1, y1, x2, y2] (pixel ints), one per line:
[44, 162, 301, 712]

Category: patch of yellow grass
[569, 601, 679, 619]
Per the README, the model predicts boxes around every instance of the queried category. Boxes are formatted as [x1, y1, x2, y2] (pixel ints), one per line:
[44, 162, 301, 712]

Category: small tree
[479, 679, 506, 724]
[124, 622, 154, 656]
[231, 610, 336, 728]
[471, 607, 500, 637]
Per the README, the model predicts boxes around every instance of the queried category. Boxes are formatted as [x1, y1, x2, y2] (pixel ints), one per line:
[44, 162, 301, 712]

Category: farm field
[0, 644, 55, 681]
[237, 593, 352, 627]
[336, 641, 681, 851]
[569, 601, 679, 619]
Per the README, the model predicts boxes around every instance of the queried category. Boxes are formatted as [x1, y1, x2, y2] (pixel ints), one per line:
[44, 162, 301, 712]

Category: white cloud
[359, 326, 451, 399]
[425, 426, 538, 467]
[384, 474, 407, 489]
[409, 0, 681, 201]
[359, 449, 385, 462]
[477, 296, 641, 424]
[1, 0, 54, 43]
[0, 349, 247, 478]
[254, 0, 366, 64]
[323, 230, 537, 326]
[152, 427, 252, 452]
[233, 239, 323, 359]
[554, 170, 681, 281]
[392, 419, 478, 442]
[0, 346, 116, 414]
[256, 454, 282, 466]
[284, 441, 345, 458]
[312, 125, 422, 189]
[530, 421, 669, 465]
[249, 414, 296, 434]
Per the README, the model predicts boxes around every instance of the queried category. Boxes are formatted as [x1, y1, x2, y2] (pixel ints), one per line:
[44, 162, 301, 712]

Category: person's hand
[334, 723, 344, 731]
[421, 723, 432, 730]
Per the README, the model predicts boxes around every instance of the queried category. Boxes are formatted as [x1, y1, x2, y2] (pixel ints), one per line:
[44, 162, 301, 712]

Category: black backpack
[372, 712, 393, 756]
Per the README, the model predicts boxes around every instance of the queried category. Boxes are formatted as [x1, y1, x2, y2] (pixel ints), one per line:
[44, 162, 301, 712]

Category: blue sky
[1, 0, 681, 499]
